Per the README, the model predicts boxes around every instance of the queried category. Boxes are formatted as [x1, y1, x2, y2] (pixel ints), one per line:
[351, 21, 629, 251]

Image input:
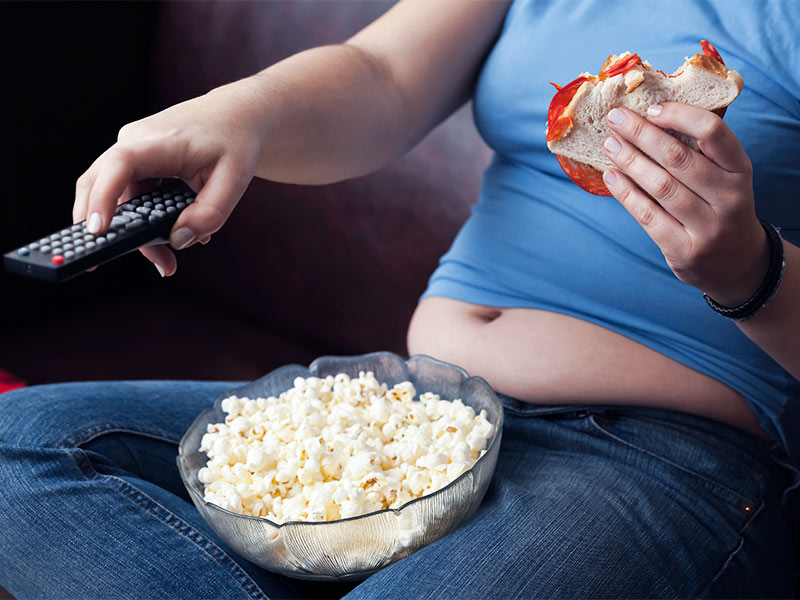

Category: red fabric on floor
[0, 369, 25, 393]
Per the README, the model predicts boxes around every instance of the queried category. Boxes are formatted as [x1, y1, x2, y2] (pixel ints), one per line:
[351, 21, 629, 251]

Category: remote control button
[165, 206, 176, 214]
[143, 201, 153, 208]
[17, 247, 30, 256]
[86, 241, 96, 250]
[72, 232, 83, 241]
[135, 206, 150, 216]
[63, 242, 74, 251]
[75, 246, 85, 254]
[141, 195, 151, 201]
[107, 232, 117, 241]
[71, 224, 82, 231]
[154, 203, 165, 211]
[110, 215, 130, 228]
[64, 250, 75, 259]
[125, 220, 143, 230]
[121, 204, 136, 212]
[60, 228, 72, 236]
[164, 199, 175, 207]
[162, 192, 173, 199]
[83, 234, 95, 242]
[49, 233, 60, 241]
[185, 197, 195, 205]
[51, 255, 64, 264]
[96, 237, 107, 245]
[176, 202, 186, 210]
[41, 245, 52, 254]
[150, 209, 166, 218]
[29, 242, 39, 250]
[130, 198, 142, 206]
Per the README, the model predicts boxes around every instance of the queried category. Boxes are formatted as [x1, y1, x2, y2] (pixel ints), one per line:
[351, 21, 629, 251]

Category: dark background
[2, 1, 161, 336]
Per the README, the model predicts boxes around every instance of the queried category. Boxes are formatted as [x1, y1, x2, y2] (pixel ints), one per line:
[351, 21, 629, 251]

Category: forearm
[736, 239, 800, 380]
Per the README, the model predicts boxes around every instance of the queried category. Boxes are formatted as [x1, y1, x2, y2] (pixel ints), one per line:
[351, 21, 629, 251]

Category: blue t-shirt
[422, 0, 800, 462]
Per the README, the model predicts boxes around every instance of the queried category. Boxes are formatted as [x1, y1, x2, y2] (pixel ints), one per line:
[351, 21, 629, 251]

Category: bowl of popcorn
[177, 351, 502, 580]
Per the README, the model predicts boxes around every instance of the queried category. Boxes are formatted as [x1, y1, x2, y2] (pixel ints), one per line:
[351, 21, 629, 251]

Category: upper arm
[346, 0, 511, 143]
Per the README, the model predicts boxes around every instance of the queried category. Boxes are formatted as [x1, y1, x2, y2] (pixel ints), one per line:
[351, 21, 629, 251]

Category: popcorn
[199, 371, 495, 524]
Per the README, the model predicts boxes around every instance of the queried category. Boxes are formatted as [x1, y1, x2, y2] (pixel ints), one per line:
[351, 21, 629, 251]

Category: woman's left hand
[602, 102, 769, 307]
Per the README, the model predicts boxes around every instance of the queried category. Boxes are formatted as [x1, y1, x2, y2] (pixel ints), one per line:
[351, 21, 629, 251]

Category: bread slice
[547, 50, 743, 174]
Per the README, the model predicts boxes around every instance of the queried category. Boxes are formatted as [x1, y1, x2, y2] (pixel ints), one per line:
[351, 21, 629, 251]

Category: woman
[1, 0, 798, 597]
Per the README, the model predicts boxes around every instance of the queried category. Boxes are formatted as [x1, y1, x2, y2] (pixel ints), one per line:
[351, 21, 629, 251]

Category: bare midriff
[407, 296, 770, 439]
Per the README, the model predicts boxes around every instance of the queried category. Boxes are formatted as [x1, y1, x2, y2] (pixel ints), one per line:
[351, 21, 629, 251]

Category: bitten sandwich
[546, 41, 743, 196]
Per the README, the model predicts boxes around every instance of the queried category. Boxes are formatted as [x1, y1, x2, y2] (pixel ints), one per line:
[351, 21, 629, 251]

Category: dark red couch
[1, 0, 490, 387]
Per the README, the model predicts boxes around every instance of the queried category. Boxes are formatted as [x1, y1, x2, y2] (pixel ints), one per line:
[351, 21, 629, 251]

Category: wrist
[703, 221, 786, 321]
[702, 220, 770, 307]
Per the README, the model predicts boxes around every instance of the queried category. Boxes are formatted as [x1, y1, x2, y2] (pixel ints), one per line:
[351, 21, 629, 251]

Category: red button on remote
[52, 255, 64, 264]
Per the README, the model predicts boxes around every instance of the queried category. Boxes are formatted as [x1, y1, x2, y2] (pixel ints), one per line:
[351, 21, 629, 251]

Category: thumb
[169, 162, 251, 250]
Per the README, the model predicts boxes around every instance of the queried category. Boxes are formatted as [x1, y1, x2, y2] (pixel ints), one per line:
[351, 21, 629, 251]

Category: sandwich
[546, 41, 743, 196]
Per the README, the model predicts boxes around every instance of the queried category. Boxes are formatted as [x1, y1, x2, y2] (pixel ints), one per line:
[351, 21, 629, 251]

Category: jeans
[0, 381, 796, 599]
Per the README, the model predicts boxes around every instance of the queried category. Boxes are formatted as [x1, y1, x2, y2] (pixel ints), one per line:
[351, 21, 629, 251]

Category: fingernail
[171, 227, 196, 250]
[155, 263, 165, 278]
[647, 104, 663, 117]
[604, 136, 622, 154]
[603, 170, 618, 186]
[87, 212, 102, 234]
[607, 108, 626, 125]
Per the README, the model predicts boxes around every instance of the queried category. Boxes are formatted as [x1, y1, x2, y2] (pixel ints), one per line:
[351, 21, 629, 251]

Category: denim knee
[0, 382, 111, 447]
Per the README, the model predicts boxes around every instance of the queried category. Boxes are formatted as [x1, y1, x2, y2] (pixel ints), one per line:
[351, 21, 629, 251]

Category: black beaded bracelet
[703, 221, 786, 322]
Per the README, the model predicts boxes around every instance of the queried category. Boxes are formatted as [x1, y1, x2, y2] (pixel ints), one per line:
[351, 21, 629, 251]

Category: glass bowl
[177, 351, 503, 581]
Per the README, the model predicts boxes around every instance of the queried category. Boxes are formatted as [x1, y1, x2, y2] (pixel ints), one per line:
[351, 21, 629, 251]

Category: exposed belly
[407, 296, 769, 439]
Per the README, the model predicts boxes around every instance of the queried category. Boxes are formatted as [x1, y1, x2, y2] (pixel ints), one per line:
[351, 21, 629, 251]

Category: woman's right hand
[72, 79, 264, 276]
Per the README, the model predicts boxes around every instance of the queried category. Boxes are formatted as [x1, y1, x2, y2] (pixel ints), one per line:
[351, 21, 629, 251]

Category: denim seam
[585, 414, 758, 507]
[500, 402, 595, 418]
[618, 414, 768, 452]
[57, 422, 182, 449]
[700, 500, 766, 597]
[57, 426, 266, 599]
[102, 475, 267, 600]
[71, 449, 266, 600]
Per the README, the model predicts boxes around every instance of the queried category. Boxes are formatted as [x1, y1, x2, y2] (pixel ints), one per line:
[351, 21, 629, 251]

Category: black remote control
[3, 179, 195, 282]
